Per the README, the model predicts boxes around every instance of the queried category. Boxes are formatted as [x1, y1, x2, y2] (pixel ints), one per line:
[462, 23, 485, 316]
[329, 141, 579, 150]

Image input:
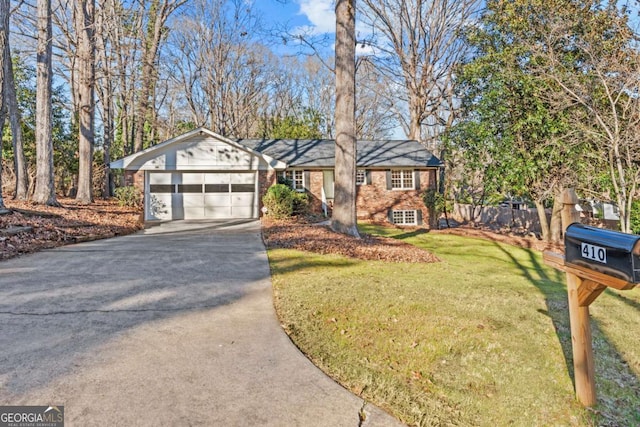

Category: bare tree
[33, 0, 58, 205]
[4, 35, 29, 200]
[133, 0, 187, 152]
[95, 0, 115, 197]
[75, 0, 96, 203]
[355, 59, 395, 139]
[332, 0, 359, 237]
[0, 0, 7, 210]
[166, 0, 268, 138]
[359, 0, 480, 148]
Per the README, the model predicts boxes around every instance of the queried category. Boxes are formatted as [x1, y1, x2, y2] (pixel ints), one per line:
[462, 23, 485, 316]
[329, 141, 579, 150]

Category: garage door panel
[184, 207, 206, 218]
[148, 194, 172, 220]
[182, 173, 204, 184]
[232, 193, 254, 205]
[205, 194, 231, 206]
[150, 173, 172, 185]
[204, 206, 232, 218]
[231, 206, 255, 218]
[183, 194, 204, 207]
[146, 171, 257, 221]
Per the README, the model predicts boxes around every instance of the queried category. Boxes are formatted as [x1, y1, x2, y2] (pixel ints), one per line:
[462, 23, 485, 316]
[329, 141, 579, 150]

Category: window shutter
[416, 210, 423, 225]
[365, 170, 372, 185]
[386, 170, 392, 190]
[414, 170, 421, 189]
[304, 171, 311, 191]
[388, 209, 394, 223]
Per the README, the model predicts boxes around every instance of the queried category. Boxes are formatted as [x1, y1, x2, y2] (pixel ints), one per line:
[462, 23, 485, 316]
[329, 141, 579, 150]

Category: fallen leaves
[0, 196, 143, 260]
[262, 219, 439, 263]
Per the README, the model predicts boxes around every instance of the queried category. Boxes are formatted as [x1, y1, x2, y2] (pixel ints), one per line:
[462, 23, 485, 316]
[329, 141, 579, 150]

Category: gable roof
[238, 138, 442, 168]
[109, 127, 443, 170]
[109, 127, 287, 170]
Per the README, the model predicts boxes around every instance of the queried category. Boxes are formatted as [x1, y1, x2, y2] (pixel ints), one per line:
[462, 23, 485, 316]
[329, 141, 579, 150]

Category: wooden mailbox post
[543, 189, 638, 407]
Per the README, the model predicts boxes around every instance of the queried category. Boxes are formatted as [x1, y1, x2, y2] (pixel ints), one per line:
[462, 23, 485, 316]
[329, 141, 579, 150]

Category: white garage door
[147, 172, 257, 220]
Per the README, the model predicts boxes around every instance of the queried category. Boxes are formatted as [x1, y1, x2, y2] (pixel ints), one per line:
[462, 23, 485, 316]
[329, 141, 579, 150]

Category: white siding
[137, 135, 264, 171]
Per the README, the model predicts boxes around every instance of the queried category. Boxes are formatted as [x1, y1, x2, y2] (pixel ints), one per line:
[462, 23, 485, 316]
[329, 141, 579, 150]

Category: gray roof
[237, 138, 442, 168]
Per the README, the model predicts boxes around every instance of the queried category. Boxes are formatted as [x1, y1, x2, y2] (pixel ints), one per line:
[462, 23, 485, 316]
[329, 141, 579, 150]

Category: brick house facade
[111, 128, 442, 227]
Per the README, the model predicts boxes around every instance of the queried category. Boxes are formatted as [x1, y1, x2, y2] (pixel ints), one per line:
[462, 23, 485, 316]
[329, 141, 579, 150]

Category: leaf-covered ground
[262, 219, 440, 263]
[0, 199, 547, 264]
[0, 197, 143, 260]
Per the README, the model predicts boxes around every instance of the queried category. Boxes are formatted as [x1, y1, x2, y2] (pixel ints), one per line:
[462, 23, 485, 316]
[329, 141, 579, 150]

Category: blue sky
[255, 0, 335, 34]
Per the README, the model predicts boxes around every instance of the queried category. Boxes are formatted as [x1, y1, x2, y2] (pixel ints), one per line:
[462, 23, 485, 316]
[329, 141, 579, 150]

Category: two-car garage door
[147, 172, 257, 220]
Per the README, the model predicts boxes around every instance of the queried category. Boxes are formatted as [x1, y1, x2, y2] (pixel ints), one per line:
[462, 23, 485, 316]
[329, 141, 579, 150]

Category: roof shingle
[237, 138, 442, 168]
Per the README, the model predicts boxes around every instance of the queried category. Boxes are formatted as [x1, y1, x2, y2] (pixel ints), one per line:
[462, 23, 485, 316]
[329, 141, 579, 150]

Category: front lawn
[268, 224, 640, 426]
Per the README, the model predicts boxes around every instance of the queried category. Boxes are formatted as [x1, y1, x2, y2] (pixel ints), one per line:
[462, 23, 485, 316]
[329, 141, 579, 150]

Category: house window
[391, 170, 414, 190]
[281, 170, 305, 191]
[392, 210, 417, 225]
[356, 169, 366, 185]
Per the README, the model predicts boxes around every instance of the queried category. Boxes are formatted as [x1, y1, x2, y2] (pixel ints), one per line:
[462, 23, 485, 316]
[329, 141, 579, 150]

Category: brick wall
[353, 169, 434, 225]
[258, 170, 277, 215]
[129, 167, 436, 224]
[124, 170, 145, 199]
[308, 171, 324, 213]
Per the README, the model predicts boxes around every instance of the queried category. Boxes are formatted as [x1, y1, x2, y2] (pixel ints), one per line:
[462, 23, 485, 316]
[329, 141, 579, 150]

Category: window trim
[390, 169, 414, 190]
[280, 170, 305, 192]
[390, 209, 418, 226]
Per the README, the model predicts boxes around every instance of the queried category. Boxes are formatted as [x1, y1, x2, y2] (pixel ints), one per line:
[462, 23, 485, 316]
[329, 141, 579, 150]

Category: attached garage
[147, 172, 258, 220]
[111, 126, 444, 226]
[110, 129, 286, 222]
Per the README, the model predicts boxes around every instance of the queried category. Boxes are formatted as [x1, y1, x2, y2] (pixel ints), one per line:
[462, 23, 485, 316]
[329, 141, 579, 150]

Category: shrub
[263, 184, 308, 219]
[292, 191, 309, 215]
[423, 188, 445, 215]
[631, 200, 640, 234]
[114, 186, 142, 207]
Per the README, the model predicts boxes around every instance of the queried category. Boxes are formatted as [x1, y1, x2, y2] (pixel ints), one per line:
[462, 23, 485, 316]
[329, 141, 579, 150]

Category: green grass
[268, 225, 640, 426]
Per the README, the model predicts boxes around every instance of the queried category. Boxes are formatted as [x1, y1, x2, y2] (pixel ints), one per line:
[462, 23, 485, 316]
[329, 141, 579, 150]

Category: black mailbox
[565, 223, 640, 283]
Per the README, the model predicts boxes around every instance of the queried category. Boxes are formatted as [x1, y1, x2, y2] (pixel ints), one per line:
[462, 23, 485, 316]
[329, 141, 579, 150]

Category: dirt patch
[0, 197, 143, 260]
[262, 219, 440, 263]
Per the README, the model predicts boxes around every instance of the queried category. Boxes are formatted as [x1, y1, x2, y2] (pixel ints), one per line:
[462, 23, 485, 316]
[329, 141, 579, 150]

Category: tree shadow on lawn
[266, 250, 359, 275]
[490, 240, 640, 423]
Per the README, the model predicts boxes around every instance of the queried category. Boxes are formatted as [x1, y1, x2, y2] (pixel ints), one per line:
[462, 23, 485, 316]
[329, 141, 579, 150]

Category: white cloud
[297, 0, 335, 34]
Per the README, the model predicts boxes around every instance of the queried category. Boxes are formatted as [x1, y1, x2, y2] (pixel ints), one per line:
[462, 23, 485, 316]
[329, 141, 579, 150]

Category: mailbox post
[543, 189, 638, 407]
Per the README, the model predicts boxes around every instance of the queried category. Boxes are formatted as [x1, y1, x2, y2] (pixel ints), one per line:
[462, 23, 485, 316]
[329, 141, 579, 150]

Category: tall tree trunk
[133, 0, 164, 152]
[549, 193, 564, 244]
[331, 0, 359, 237]
[75, 0, 96, 203]
[0, 0, 7, 210]
[33, 0, 58, 206]
[95, 0, 113, 198]
[5, 37, 28, 200]
[534, 199, 550, 243]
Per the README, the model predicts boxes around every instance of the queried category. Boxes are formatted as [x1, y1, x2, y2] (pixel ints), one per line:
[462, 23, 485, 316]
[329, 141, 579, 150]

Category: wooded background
[1, 0, 639, 240]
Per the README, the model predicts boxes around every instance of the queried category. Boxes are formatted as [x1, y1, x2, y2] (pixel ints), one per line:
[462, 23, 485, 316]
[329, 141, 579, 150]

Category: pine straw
[262, 219, 440, 263]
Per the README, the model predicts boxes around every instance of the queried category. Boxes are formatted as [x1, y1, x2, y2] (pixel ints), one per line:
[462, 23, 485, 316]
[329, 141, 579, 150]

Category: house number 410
[581, 242, 607, 264]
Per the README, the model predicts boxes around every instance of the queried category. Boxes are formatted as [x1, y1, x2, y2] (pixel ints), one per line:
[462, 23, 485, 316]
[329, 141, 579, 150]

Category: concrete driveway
[0, 220, 404, 426]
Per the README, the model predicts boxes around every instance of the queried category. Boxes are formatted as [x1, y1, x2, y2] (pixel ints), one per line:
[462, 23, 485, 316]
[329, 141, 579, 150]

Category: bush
[631, 200, 640, 234]
[114, 186, 142, 207]
[262, 184, 308, 219]
[423, 188, 445, 215]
